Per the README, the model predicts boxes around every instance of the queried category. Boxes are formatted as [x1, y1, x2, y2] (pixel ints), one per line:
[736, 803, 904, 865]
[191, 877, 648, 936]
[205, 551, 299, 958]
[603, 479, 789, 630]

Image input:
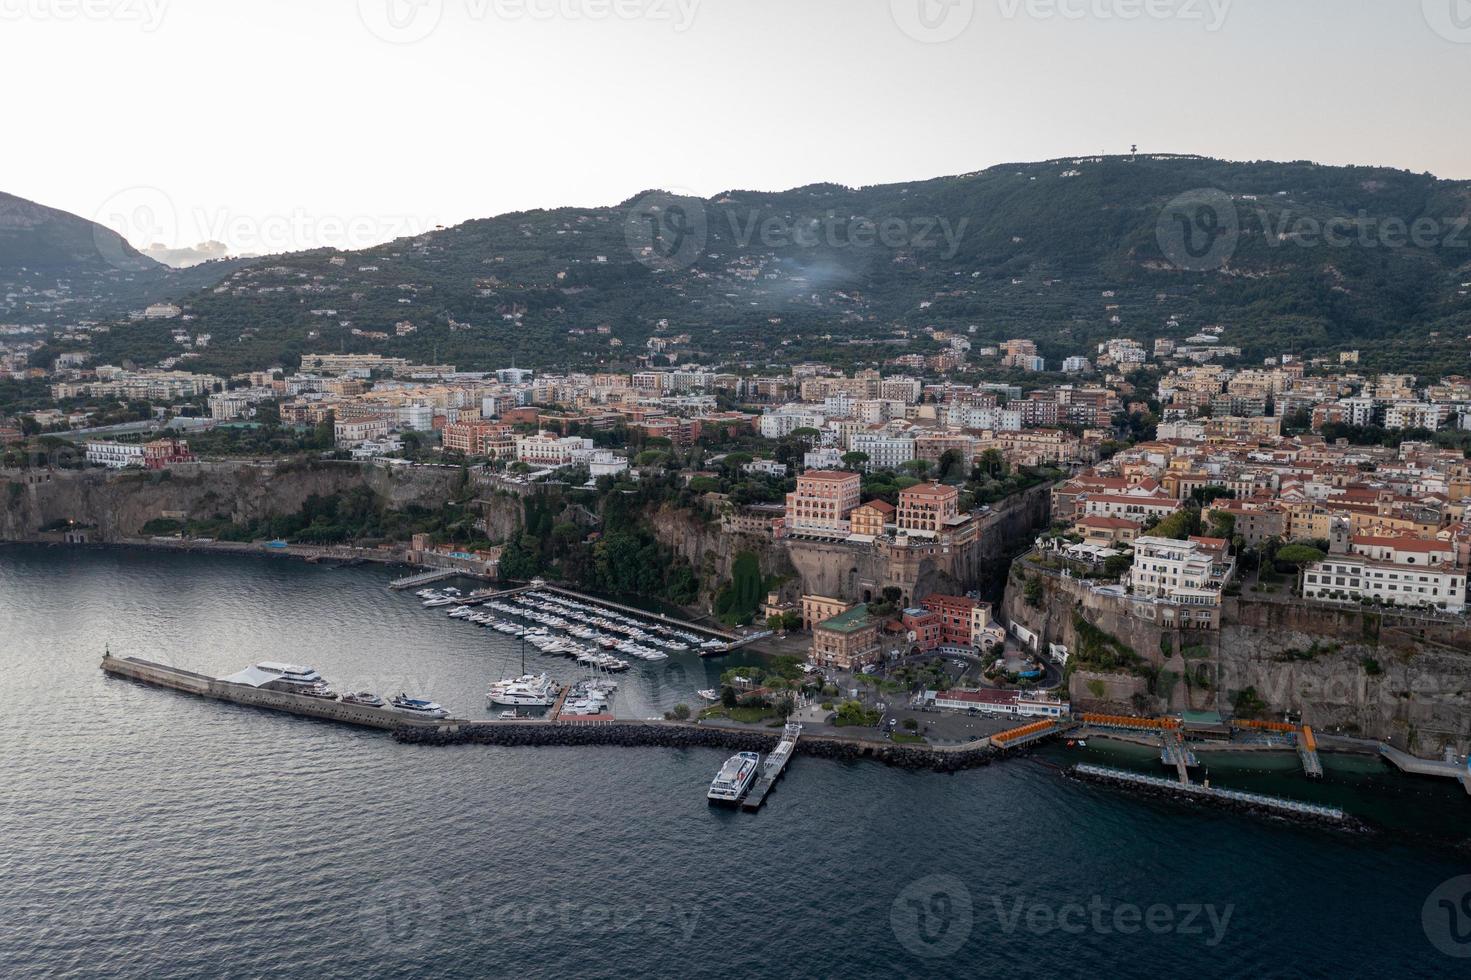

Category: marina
[412, 583, 741, 702]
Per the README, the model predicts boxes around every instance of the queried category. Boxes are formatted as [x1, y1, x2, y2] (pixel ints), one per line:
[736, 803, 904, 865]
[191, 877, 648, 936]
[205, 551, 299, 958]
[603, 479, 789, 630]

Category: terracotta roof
[1076, 516, 1140, 529]
[901, 483, 959, 499]
[1351, 535, 1452, 553]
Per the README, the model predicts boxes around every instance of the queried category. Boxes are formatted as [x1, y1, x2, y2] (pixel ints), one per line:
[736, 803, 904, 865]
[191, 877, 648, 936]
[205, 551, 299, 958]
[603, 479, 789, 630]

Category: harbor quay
[102, 651, 1400, 829]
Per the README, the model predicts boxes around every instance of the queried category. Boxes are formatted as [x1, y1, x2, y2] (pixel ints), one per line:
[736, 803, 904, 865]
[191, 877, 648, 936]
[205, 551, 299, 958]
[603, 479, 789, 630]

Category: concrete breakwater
[393, 721, 998, 773]
[1069, 764, 1362, 832]
[101, 654, 449, 731]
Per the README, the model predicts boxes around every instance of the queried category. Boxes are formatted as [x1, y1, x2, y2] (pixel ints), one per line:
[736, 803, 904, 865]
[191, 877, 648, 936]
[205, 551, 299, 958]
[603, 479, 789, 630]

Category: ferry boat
[707, 751, 762, 804]
[389, 694, 449, 718]
[487, 674, 557, 707]
[297, 684, 339, 701]
[341, 692, 386, 707]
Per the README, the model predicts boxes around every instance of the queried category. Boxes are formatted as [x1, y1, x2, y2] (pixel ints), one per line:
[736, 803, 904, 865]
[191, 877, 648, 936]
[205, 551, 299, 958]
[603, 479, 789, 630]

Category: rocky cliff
[1004, 560, 1471, 757]
[1, 461, 462, 541]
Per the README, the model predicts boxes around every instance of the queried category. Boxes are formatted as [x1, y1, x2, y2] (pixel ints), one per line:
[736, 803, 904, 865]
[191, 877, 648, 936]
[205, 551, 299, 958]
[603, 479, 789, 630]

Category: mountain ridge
[16, 155, 1471, 376]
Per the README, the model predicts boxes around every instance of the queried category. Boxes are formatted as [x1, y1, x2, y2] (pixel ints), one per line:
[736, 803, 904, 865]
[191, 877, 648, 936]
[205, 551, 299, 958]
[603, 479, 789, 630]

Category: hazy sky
[6, 0, 1469, 253]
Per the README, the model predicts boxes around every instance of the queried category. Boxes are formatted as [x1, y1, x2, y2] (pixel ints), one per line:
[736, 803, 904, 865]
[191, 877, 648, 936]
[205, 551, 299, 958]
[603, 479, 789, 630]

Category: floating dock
[1074, 764, 1347, 822]
[1160, 732, 1199, 784]
[1298, 726, 1324, 779]
[101, 654, 460, 731]
[389, 568, 461, 591]
[1379, 743, 1471, 796]
[741, 722, 802, 811]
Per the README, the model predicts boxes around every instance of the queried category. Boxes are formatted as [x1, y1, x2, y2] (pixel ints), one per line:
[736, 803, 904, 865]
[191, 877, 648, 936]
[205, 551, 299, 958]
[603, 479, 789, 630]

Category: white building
[1128, 536, 1223, 598]
[334, 415, 392, 448]
[1062, 356, 1092, 374]
[85, 441, 145, 468]
[1384, 401, 1447, 432]
[744, 459, 788, 478]
[1302, 536, 1466, 612]
[515, 431, 594, 466]
[803, 447, 845, 470]
[759, 407, 826, 440]
[396, 403, 436, 432]
[850, 432, 916, 473]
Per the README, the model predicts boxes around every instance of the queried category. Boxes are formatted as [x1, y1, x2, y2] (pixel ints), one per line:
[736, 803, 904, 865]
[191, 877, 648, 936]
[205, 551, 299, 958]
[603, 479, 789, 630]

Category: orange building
[849, 499, 895, 538]
[896, 484, 959, 534]
[785, 470, 862, 537]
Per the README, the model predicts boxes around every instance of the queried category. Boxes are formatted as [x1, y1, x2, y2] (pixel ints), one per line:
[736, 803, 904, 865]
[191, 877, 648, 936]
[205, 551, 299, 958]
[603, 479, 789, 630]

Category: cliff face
[650, 504, 794, 611]
[1004, 561, 1471, 757]
[1, 461, 461, 541]
[647, 482, 1053, 613]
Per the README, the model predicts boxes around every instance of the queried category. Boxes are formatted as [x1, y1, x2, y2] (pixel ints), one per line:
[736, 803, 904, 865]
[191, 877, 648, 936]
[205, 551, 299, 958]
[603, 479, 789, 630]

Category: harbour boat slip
[741, 722, 802, 811]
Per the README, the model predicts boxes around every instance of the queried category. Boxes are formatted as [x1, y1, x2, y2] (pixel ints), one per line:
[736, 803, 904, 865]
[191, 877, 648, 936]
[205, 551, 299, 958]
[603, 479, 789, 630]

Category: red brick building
[920, 594, 978, 646]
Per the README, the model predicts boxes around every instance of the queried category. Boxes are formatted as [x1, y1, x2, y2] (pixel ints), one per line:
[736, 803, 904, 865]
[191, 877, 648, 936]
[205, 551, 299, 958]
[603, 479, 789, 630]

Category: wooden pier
[741, 722, 802, 811]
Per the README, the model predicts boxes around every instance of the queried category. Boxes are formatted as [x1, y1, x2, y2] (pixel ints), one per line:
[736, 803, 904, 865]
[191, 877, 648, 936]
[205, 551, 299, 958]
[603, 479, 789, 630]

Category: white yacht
[389, 694, 449, 719]
[252, 662, 325, 689]
[487, 674, 557, 707]
[341, 691, 386, 708]
[707, 752, 761, 804]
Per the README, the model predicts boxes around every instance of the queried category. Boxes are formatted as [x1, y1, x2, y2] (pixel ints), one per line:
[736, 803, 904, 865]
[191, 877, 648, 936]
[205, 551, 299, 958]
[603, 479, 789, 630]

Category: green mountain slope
[50, 156, 1471, 375]
[0, 191, 244, 325]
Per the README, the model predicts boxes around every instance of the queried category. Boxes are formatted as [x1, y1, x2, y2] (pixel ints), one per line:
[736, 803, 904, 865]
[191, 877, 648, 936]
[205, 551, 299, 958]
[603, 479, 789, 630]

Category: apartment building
[785, 471, 862, 537]
[896, 484, 960, 535]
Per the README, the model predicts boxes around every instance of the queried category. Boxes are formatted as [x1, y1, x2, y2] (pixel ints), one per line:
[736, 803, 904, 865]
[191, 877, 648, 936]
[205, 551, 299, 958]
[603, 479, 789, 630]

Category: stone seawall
[394, 721, 999, 773]
[101, 655, 446, 731]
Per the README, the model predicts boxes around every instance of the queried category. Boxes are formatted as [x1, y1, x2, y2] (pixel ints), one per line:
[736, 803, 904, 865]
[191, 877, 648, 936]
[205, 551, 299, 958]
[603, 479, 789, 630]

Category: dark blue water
[3, 544, 1469, 978]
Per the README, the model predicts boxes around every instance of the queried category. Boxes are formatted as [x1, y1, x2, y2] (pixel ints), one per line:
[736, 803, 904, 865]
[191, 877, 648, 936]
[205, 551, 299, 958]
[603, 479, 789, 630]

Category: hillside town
[9, 323, 1471, 692]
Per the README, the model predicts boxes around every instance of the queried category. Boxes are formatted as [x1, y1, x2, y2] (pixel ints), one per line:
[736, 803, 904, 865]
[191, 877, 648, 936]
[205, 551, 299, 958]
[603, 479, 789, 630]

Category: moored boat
[707, 752, 761, 804]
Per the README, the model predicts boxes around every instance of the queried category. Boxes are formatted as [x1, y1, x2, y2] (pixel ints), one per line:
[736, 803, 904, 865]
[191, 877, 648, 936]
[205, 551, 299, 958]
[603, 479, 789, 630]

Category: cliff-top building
[785, 470, 862, 538]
